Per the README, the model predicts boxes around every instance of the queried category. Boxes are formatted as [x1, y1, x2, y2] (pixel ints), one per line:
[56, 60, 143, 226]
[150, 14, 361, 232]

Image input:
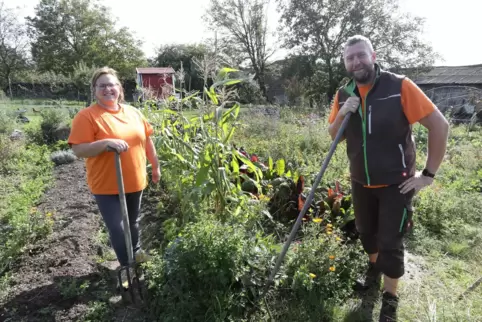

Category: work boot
[379, 291, 399, 322]
[354, 261, 381, 291]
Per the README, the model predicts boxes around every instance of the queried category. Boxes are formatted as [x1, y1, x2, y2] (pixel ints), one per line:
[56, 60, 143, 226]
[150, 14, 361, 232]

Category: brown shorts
[351, 180, 415, 279]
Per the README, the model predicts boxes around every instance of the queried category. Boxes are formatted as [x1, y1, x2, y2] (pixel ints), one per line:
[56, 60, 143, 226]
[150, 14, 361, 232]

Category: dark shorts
[351, 181, 415, 279]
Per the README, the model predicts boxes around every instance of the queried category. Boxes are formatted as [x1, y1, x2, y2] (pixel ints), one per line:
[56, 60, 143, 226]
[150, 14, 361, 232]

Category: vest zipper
[368, 105, 372, 134]
[359, 99, 371, 186]
[398, 144, 406, 168]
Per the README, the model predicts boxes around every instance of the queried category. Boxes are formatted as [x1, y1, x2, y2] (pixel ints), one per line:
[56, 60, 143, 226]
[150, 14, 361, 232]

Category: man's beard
[349, 65, 375, 84]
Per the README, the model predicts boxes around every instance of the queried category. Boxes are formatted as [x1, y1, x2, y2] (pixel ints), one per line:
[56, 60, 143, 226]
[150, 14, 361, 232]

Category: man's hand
[340, 97, 360, 116]
[152, 166, 161, 184]
[399, 171, 433, 194]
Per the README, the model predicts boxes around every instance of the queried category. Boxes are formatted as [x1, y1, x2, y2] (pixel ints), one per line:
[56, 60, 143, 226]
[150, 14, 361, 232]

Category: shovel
[107, 146, 147, 306]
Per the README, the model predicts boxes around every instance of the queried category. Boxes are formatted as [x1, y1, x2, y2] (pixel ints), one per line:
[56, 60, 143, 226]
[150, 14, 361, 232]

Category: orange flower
[329, 255, 335, 260]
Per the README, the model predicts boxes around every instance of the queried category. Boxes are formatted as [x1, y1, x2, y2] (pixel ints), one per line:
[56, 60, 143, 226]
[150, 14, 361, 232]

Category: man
[328, 35, 449, 321]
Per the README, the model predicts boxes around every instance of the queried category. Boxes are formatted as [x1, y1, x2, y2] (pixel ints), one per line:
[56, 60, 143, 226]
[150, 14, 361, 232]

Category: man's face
[344, 41, 376, 84]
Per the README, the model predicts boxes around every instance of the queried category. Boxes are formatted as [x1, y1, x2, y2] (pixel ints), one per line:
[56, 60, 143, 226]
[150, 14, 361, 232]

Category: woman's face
[94, 74, 120, 105]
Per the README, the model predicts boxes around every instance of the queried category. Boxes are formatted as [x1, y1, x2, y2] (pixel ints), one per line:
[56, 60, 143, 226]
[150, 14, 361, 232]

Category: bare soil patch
[0, 159, 159, 322]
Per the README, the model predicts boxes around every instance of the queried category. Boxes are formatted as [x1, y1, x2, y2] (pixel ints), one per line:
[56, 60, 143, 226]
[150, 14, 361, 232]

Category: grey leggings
[94, 190, 143, 266]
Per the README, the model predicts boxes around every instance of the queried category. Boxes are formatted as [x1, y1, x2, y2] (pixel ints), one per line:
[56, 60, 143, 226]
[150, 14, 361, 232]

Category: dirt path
[0, 159, 157, 322]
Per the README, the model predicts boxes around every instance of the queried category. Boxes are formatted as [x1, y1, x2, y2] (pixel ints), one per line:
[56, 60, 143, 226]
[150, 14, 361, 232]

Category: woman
[68, 66, 160, 286]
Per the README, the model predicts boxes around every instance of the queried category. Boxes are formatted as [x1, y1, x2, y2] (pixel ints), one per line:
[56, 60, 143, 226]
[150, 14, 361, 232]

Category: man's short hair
[343, 35, 374, 53]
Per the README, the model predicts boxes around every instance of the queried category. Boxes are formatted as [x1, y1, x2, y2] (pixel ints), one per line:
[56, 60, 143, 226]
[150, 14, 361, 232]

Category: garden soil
[0, 159, 159, 322]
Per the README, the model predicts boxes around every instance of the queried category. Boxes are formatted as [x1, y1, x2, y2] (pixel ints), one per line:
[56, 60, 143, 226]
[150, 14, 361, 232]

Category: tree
[153, 44, 209, 92]
[276, 0, 441, 101]
[26, 0, 146, 79]
[0, 2, 29, 96]
[205, 0, 276, 101]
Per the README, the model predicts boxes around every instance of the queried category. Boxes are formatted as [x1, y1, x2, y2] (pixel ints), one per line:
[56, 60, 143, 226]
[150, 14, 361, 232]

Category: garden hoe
[247, 108, 355, 317]
[108, 147, 148, 306]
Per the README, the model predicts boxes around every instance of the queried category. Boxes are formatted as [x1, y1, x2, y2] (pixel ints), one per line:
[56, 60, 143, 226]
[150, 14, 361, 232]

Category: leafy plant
[50, 149, 77, 166]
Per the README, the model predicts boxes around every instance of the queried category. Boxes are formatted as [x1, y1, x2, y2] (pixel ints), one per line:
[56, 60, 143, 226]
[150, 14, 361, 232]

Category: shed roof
[413, 64, 482, 85]
[136, 67, 175, 74]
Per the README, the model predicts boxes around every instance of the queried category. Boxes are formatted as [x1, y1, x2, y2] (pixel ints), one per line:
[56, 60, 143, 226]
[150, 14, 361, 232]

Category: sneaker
[379, 291, 399, 322]
[355, 261, 381, 291]
[135, 249, 152, 263]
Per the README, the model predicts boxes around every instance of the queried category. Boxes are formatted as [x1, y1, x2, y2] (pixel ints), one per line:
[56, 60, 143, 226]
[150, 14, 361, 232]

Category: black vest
[337, 65, 416, 186]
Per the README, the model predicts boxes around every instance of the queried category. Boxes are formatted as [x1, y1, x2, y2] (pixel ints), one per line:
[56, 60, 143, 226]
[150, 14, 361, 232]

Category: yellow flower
[329, 266, 336, 272]
[327, 224, 333, 228]
[259, 194, 270, 201]
[309, 273, 316, 279]
[313, 218, 322, 223]
[329, 255, 335, 260]
[327, 231, 332, 235]
[336, 237, 342, 242]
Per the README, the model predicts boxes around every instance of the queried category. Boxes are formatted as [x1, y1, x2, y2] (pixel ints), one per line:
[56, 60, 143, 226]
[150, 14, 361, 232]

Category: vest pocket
[398, 144, 406, 168]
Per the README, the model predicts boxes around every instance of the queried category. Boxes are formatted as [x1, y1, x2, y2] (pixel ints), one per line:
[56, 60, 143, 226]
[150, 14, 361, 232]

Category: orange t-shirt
[68, 103, 154, 195]
[328, 77, 436, 188]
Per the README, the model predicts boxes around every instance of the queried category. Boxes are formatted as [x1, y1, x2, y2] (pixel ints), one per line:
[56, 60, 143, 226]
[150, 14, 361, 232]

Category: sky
[5, 0, 481, 67]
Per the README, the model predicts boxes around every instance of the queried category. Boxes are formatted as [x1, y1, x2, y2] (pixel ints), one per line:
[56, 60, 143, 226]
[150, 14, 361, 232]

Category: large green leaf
[276, 159, 285, 176]
[235, 151, 263, 181]
[204, 87, 219, 105]
[212, 79, 242, 88]
[195, 165, 210, 186]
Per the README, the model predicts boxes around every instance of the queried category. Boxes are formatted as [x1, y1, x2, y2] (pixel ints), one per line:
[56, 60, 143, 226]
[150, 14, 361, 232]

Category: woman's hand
[105, 139, 129, 153]
[152, 166, 161, 183]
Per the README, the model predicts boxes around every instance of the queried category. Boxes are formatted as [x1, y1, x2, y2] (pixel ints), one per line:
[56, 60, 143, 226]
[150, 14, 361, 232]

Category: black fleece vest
[337, 68, 416, 186]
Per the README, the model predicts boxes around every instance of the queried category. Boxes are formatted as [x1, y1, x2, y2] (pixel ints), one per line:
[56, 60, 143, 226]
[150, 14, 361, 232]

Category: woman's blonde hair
[90, 66, 125, 103]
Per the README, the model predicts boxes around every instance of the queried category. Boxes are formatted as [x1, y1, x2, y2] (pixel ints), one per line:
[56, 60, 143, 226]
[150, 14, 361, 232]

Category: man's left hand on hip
[399, 171, 434, 194]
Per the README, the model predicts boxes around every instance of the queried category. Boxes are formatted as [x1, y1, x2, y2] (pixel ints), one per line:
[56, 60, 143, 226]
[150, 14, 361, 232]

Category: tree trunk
[8, 74, 13, 98]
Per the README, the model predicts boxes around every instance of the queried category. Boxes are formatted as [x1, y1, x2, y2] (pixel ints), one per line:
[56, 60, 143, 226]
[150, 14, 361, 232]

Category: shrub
[263, 221, 365, 321]
[40, 108, 69, 144]
[50, 150, 77, 166]
[146, 218, 277, 322]
[0, 135, 21, 173]
[0, 109, 16, 135]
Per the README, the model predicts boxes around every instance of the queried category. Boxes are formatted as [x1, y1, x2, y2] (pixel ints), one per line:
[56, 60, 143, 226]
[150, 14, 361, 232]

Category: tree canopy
[26, 0, 147, 79]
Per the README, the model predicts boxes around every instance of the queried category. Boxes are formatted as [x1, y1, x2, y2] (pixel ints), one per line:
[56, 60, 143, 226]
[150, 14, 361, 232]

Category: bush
[262, 221, 365, 321]
[39, 108, 69, 144]
[0, 109, 16, 135]
[50, 149, 77, 166]
[146, 218, 277, 322]
[0, 135, 22, 173]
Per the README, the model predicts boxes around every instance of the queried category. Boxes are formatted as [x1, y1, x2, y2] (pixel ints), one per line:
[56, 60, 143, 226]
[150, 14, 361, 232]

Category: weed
[50, 149, 77, 166]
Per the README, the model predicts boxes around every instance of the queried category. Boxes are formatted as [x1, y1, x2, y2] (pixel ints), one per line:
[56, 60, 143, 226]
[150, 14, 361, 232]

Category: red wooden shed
[136, 67, 176, 99]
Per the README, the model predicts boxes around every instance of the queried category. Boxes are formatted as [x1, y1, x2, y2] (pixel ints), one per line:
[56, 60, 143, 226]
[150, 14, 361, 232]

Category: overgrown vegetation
[130, 69, 482, 321]
[0, 110, 56, 285]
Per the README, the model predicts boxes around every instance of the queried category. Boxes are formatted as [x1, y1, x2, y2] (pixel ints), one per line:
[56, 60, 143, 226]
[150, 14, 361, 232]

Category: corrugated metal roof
[136, 67, 175, 74]
[413, 64, 482, 85]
